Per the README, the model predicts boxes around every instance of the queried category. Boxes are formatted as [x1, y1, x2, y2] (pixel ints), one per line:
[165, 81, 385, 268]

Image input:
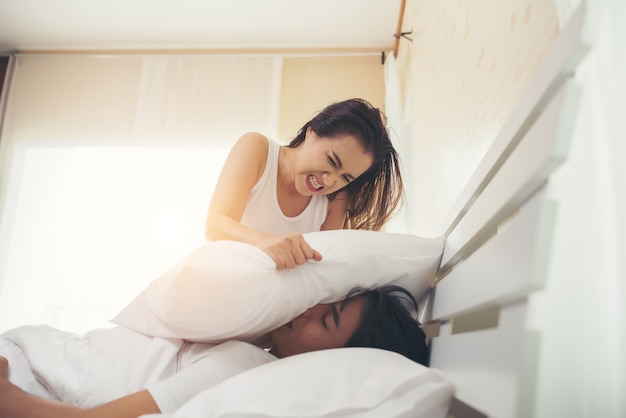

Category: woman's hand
[259, 233, 322, 269]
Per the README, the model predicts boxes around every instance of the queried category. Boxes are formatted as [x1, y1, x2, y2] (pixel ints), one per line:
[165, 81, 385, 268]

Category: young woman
[205, 98, 404, 269]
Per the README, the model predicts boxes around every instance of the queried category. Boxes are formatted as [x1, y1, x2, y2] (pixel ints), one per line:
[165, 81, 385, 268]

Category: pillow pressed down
[112, 229, 444, 343]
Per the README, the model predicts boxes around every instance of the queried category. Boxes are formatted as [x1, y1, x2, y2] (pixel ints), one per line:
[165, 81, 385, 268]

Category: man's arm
[0, 356, 160, 418]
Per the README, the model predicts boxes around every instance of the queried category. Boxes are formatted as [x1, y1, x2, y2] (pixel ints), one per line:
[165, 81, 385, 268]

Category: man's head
[269, 285, 428, 366]
[268, 295, 366, 358]
[343, 285, 428, 365]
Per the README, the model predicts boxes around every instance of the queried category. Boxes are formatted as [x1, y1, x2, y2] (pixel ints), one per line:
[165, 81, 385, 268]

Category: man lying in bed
[0, 284, 427, 418]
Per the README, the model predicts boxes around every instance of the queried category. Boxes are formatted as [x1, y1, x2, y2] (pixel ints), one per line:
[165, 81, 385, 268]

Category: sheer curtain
[0, 54, 282, 334]
[383, 51, 413, 234]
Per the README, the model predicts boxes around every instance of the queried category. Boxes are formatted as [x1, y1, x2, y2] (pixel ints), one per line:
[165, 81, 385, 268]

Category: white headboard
[423, 3, 589, 417]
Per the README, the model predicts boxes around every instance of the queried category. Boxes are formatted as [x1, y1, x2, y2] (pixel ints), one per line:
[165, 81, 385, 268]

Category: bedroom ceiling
[0, 0, 402, 52]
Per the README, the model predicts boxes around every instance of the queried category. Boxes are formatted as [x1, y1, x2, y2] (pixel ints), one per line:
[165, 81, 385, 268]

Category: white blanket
[1, 325, 184, 407]
[1, 324, 277, 412]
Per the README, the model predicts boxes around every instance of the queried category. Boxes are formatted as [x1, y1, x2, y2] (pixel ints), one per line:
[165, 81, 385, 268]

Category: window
[0, 54, 281, 334]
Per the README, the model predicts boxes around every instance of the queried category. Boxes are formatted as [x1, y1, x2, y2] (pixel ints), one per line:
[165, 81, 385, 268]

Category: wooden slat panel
[429, 301, 532, 418]
[448, 397, 488, 418]
[431, 186, 556, 320]
[439, 79, 581, 271]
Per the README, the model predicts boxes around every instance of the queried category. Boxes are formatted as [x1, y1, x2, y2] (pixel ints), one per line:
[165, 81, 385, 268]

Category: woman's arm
[205, 131, 270, 245]
[205, 132, 321, 269]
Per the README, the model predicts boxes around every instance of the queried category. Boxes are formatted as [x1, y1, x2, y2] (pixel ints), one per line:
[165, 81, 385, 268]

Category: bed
[0, 2, 589, 417]
[1, 229, 453, 417]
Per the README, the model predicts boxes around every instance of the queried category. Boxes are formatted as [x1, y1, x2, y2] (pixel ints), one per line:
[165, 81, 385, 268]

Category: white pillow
[148, 348, 454, 418]
[112, 230, 444, 343]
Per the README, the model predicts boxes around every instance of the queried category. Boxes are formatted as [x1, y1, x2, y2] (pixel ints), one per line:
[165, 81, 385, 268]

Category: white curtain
[383, 51, 413, 233]
[528, 0, 625, 416]
[0, 54, 282, 334]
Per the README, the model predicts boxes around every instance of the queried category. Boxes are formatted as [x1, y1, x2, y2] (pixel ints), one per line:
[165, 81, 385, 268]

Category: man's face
[269, 296, 366, 358]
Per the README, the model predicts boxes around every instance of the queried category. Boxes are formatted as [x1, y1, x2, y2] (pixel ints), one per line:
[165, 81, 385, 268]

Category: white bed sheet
[0, 325, 273, 411]
[1, 325, 184, 406]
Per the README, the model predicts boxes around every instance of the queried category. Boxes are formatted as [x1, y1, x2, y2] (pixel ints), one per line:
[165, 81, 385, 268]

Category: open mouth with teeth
[307, 174, 323, 191]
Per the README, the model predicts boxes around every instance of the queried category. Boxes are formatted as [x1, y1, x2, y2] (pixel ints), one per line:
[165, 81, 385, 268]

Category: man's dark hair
[342, 285, 428, 366]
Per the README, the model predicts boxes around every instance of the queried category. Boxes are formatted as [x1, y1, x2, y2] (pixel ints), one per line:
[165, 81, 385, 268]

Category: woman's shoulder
[236, 131, 270, 149]
[227, 132, 272, 181]
[230, 131, 271, 160]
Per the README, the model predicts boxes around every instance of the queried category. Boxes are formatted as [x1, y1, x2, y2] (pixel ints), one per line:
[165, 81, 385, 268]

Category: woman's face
[293, 128, 373, 196]
[269, 296, 366, 358]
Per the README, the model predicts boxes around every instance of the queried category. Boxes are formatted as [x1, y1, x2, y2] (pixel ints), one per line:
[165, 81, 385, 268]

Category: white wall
[397, 0, 560, 237]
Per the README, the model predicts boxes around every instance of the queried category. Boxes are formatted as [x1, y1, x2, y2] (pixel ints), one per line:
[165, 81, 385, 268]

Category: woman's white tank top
[240, 138, 328, 236]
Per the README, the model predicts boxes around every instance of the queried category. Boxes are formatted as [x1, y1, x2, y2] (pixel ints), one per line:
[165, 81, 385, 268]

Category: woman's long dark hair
[288, 98, 404, 231]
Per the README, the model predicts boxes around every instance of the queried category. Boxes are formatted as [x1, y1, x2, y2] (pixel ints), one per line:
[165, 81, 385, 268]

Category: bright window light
[0, 145, 230, 335]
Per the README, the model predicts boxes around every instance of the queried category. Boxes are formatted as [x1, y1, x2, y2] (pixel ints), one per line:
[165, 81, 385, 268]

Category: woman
[205, 98, 404, 269]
